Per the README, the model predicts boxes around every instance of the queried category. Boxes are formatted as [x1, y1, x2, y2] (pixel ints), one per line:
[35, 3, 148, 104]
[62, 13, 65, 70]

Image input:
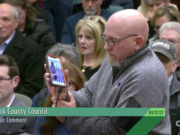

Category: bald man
[45, 9, 171, 135]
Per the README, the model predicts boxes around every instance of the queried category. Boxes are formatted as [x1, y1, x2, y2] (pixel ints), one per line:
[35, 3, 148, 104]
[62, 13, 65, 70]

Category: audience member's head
[0, 3, 18, 44]
[4, 0, 39, 31]
[159, 22, 180, 60]
[46, 43, 80, 66]
[75, 15, 107, 69]
[151, 5, 180, 35]
[0, 55, 20, 107]
[151, 39, 177, 77]
[82, 0, 103, 16]
[103, 9, 149, 67]
[145, 0, 169, 13]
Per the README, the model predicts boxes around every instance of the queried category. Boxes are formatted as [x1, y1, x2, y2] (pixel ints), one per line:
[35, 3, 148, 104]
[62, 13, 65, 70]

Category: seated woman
[149, 5, 180, 43]
[4, 0, 55, 55]
[75, 16, 107, 80]
[33, 62, 86, 135]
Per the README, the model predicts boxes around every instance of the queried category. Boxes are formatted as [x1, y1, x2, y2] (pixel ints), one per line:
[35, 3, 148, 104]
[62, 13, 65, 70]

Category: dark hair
[3, 0, 39, 21]
[0, 55, 19, 77]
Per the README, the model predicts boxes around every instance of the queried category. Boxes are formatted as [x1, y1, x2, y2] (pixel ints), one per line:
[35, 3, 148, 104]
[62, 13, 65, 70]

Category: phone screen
[47, 56, 66, 86]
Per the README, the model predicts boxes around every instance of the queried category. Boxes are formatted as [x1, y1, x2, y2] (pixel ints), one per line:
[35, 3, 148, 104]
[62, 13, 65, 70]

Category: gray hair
[11, 6, 19, 20]
[159, 22, 180, 40]
[46, 43, 80, 66]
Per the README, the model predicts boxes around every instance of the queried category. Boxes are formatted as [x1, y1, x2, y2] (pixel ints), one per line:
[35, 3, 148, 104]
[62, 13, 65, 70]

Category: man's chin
[108, 57, 121, 68]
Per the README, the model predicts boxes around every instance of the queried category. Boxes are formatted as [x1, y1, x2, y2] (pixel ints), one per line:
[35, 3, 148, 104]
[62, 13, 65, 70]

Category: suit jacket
[61, 9, 112, 46]
[3, 29, 45, 99]
[0, 96, 37, 134]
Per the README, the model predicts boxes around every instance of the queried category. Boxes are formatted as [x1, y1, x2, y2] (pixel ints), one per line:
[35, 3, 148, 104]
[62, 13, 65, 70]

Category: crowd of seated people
[1, 0, 180, 134]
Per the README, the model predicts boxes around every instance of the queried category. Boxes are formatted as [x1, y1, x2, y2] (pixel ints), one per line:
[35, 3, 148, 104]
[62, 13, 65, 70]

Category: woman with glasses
[149, 5, 180, 44]
[3, 0, 55, 56]
[75, 15, 107, 80]
[33, 62, 86, 135]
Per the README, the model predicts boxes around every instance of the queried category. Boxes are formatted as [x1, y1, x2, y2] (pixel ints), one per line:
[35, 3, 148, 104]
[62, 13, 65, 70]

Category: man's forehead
[0, 7, 13, 17]
[160, 29, 179, 39]
[0, 65, 9, 75]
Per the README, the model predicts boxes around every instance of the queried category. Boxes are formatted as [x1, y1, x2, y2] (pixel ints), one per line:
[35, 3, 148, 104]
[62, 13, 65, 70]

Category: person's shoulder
[36, 116, 46, 123]
[14, 29, 38, 46]
[100, 9, 113, 19]
[67, 11, 85, 22]
[33, 20, 51, 32]
[10, 96, 28, 107]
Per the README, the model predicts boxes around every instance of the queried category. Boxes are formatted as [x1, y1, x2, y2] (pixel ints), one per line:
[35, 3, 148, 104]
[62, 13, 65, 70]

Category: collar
[122, 43, 149, 69]
[113, 43, 150, 82]
[7, 94, 15, 107]
[3, 31, 15, 45]
[168, 74, 173, 86]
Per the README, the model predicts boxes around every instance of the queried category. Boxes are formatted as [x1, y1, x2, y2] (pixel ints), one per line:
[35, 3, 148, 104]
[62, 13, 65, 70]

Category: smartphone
[46, 55, 66, 87]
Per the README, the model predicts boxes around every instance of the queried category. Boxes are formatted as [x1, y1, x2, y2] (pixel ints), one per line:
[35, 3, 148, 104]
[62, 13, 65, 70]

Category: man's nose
[87, 0, 93, 7]
[104, 42, 110, 50]
[0, 22, 3, 28]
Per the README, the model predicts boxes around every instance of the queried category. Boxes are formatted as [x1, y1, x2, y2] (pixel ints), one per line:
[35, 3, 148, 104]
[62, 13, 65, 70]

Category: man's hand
[53, 91, 76, 123]
[51, 91, 76, 108]
[44, 64, 69, 101]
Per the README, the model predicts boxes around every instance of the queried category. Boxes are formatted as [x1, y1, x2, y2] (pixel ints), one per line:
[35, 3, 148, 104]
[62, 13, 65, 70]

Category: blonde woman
[75, 16, 107, 80]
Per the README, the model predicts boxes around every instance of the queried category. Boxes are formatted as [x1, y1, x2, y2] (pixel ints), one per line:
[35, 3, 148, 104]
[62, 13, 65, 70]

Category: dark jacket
[0, 96, 37, 134]
[23, 20, 55, 56]
[3, 29, 45, 99]
[170, 61, 180, 135]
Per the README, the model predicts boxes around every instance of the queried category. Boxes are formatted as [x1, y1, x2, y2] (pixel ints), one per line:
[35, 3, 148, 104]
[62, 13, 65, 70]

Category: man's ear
[172, 60, 178, 73]
[134, 36, 143, 51]
[14, 19, 19, 29]
[12, 76, 20, 88]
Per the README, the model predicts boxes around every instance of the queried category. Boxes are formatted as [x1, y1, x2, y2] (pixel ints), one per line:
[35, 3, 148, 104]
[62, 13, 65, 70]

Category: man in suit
[61, 0, 112, 46]
[0, 3, 45, 99]
[0, 55, 36, 134]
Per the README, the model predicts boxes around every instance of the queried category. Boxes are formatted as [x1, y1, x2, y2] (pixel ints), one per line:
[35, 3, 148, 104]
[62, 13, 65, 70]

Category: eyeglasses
[0, 77, 12, 82]
[86, 16, 102, 23]
[101, 33, 137, 47]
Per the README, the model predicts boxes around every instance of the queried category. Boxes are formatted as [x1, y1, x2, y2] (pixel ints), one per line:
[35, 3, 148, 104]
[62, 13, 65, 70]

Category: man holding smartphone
[45, 9, 171, 134]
